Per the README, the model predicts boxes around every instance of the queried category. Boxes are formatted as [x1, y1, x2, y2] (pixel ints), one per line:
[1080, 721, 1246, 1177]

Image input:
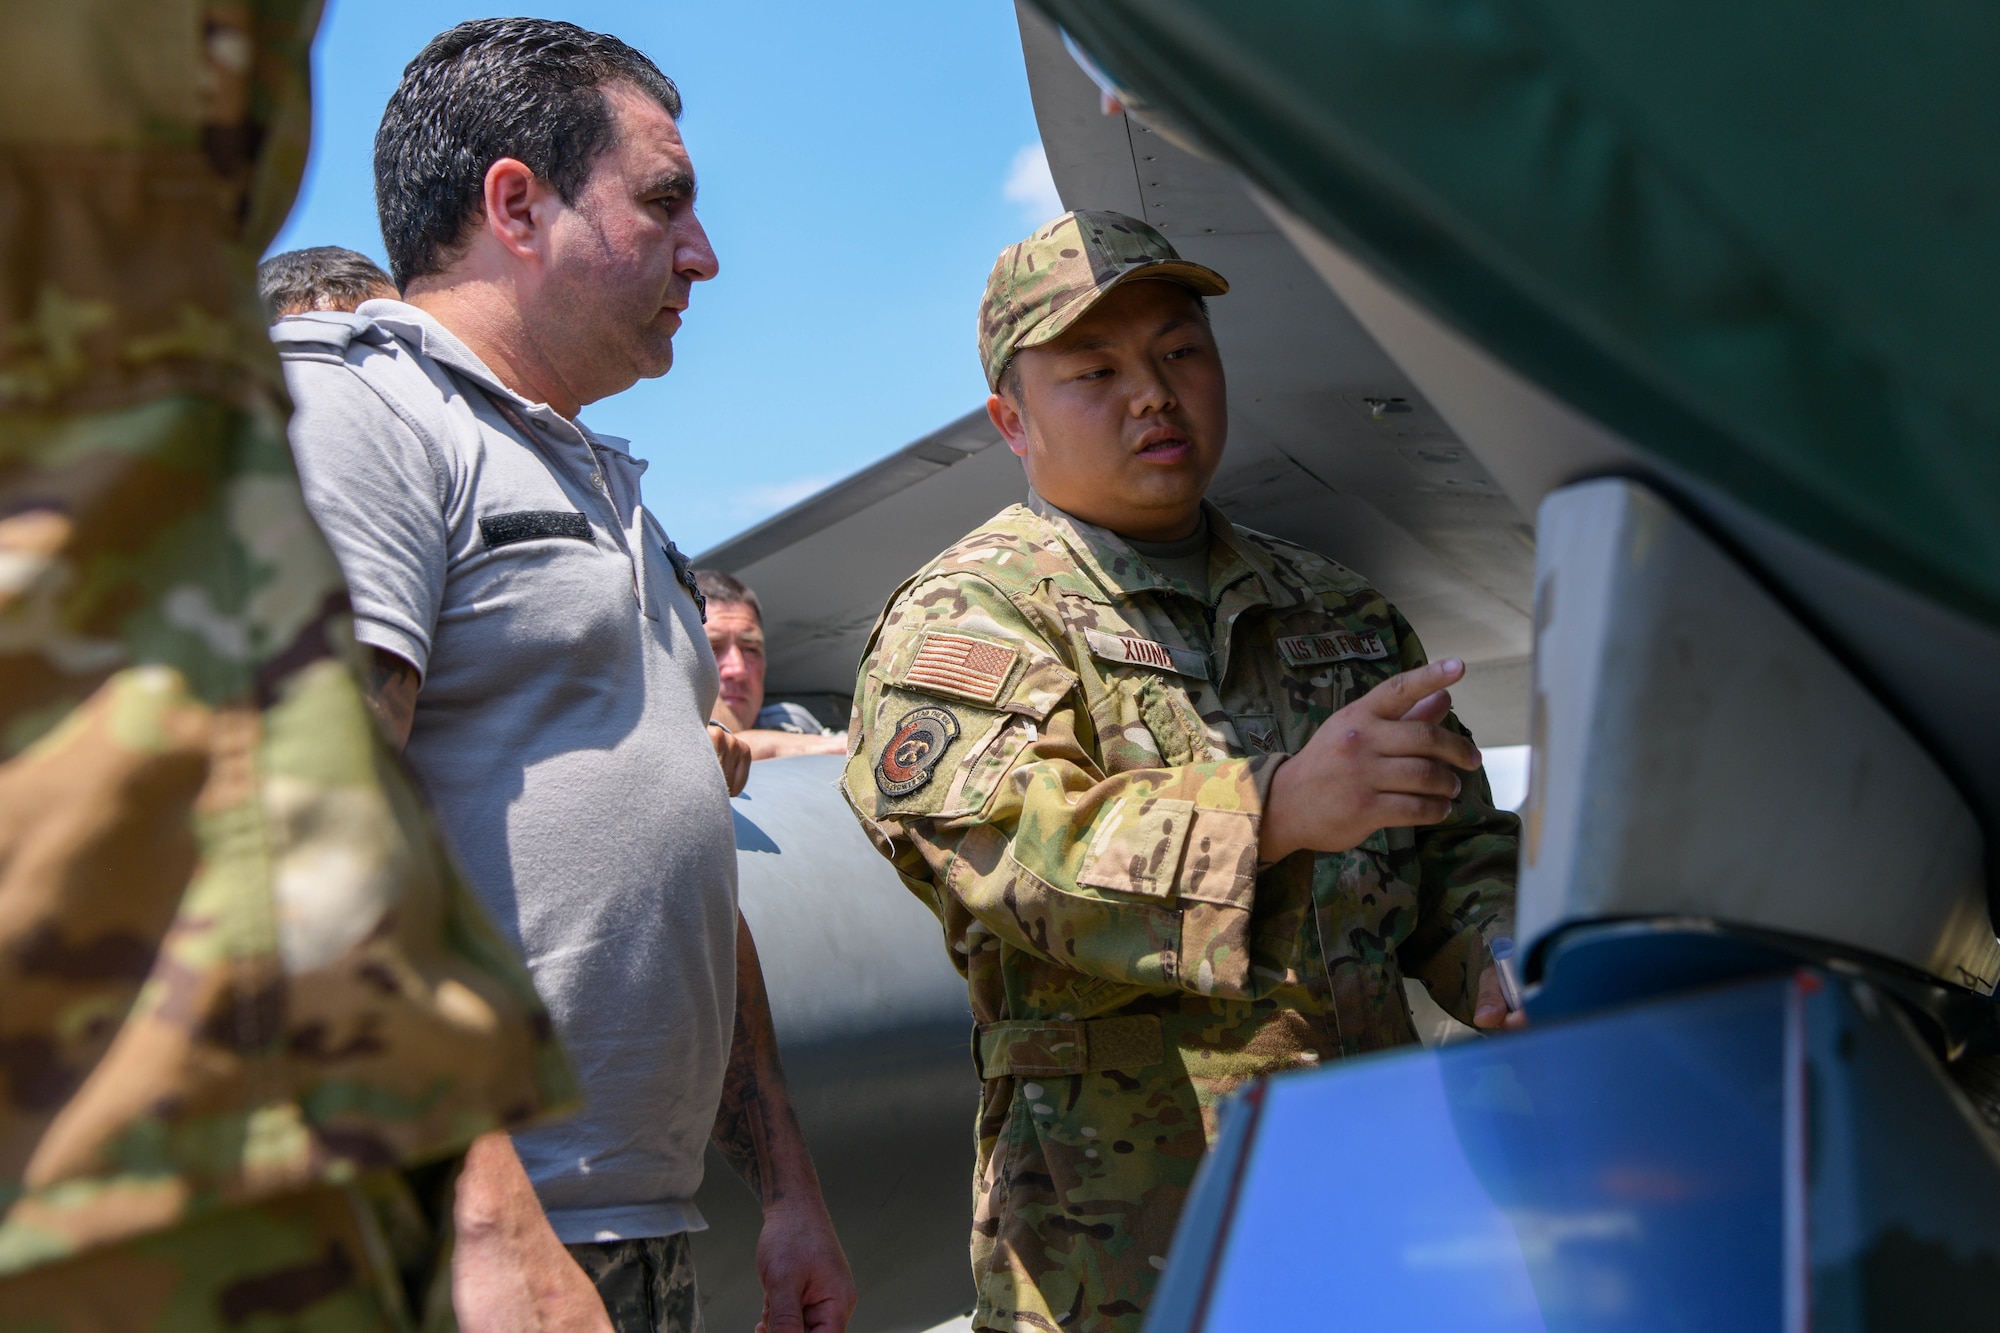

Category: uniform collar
[355, 298, 643, 469]
[1024, 489, 1300, 612]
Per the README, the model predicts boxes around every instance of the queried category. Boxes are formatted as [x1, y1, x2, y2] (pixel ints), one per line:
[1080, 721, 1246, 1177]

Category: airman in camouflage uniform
[0, 2, 573, 1328]
[842, 212, 1519, 1332]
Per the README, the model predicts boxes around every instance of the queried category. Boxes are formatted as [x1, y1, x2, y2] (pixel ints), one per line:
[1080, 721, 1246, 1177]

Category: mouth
[1134, 426, 1194, 464]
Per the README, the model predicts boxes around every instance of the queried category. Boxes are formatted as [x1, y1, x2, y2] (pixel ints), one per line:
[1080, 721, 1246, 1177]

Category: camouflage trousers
[568, 1234, 704, 1333]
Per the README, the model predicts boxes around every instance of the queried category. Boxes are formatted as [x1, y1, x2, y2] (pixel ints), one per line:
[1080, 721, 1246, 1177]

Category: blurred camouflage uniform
[0, 2, 574, 1329]
[841, 213, 1518, 1333]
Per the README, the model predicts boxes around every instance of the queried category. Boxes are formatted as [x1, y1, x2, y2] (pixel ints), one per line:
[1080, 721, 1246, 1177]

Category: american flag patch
[902, 632, 1020, 705]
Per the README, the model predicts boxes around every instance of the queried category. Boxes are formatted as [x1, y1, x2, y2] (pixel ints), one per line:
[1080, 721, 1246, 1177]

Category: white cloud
[1003, 143, 1063, 225]
[736, 476, 832, 517]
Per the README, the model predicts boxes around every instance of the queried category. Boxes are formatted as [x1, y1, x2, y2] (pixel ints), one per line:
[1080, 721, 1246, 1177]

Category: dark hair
[693, 569, 760, 623]
[374, 18, 682, 288]
[257, 246, 397, 319]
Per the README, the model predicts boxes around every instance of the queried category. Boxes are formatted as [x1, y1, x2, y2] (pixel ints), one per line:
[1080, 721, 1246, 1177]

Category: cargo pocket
[1076, 796, 1195, 899]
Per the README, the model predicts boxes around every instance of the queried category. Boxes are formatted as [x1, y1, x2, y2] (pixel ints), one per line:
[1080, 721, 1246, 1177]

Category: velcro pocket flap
[479, 510, 593, 548]
[1077, 796, 1196, 899]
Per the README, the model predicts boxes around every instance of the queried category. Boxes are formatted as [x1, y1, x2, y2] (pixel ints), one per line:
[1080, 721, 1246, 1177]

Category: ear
[987, 392, 1029, 459]
[481, 157, 548, 261]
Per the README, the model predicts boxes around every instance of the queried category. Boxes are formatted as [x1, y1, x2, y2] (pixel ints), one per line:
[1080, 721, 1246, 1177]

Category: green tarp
[1032, 0, 2000, 630]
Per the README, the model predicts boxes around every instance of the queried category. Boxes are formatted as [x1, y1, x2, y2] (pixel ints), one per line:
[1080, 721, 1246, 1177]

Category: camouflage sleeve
[1389, 610, 1522, 1023]
[843, 570, 1285, 999]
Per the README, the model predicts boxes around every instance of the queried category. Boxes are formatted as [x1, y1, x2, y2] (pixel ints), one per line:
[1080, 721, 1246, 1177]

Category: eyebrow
[639, 170, 697, 204]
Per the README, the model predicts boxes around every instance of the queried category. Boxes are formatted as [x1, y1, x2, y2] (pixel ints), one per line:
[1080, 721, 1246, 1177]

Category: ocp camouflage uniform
[0, 3, 573, 1329]
[842, 494, 1517, 1332]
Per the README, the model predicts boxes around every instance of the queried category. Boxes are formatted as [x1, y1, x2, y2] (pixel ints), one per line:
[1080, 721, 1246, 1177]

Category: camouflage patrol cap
[978, 210, 1229, 390]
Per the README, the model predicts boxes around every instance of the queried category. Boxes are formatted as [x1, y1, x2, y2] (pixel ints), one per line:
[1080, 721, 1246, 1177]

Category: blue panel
[1180, 978, 1793, 1332]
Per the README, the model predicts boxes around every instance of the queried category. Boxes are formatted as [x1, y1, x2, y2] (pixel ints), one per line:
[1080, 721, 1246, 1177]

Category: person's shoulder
[896, 504, 1092, 608]
[273, 309, 459, 461]
[269, 310, 394, 364]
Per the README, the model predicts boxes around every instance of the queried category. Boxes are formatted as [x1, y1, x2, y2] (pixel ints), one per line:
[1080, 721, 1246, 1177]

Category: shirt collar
[1024, 489, 1298, 610]
[354, 298, 642, 469]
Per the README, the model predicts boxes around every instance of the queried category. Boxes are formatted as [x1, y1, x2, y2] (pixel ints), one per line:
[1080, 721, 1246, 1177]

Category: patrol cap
[978, 210, 1229, 391]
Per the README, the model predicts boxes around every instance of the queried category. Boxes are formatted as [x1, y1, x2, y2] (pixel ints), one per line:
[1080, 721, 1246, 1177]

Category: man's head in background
[258, 246, 397, 319]
[695, 570, 846, 758]
[375, 18, 718, 416]
[696, 569, 766, 732]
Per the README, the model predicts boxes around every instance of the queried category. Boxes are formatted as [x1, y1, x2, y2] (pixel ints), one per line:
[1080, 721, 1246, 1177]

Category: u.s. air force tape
[1274, 628, 1388, 667]
[876, 705, 960, 797]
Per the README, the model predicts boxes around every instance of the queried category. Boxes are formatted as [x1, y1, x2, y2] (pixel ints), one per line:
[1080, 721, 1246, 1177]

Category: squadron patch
[1275, 629, 1389, 668]
[876, 705, 961, 797]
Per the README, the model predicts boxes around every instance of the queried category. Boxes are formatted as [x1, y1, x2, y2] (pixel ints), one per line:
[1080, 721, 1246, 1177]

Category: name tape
[1084, 629, 1209, 680]
[1275, 629, 1389, 668]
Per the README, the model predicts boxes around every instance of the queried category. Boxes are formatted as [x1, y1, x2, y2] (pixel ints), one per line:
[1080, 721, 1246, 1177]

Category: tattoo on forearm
[711, 914, 809, 1207]
[366, 648, 420, 751]
[712, 1056, 778, 1203]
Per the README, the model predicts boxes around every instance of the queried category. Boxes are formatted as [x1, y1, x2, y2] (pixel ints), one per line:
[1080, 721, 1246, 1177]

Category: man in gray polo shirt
[276, 20, 853, 1333]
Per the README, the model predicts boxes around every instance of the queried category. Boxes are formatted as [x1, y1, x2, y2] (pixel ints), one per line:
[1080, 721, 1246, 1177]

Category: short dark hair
[257, 246, 397, 319]
[374, 18, 682, 288]
[693, 569, 760, 623]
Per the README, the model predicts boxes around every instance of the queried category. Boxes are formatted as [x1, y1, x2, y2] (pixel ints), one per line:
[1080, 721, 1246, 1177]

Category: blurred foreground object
[0, 2, 573, 1328]
[1155, 970, 2000, 1332]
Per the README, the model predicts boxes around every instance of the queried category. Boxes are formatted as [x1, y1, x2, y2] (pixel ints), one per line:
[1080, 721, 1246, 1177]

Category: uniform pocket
[1076, 796, 1195, 899]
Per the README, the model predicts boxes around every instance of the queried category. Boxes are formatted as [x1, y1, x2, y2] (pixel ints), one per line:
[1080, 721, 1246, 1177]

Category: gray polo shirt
[276, 300, 737, 1243]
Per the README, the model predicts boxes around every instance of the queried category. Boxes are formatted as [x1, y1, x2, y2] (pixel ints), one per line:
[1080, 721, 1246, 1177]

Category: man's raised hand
[1259, 658, 1483, 863]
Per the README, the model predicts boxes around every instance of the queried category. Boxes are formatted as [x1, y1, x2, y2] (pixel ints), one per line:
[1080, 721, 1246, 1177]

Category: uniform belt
[972, 1016, 1164, 1080]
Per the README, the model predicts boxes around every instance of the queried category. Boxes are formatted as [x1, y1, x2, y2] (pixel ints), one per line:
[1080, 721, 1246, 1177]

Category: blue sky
[272, 0, 1061, 556]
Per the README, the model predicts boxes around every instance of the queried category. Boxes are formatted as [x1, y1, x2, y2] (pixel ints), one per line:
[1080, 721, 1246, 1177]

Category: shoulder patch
[876, 705, 961, 796]
[1275, 629, 1389, 667]
[903, 631, 1021, 705]
[1084, 629, 1209, 680]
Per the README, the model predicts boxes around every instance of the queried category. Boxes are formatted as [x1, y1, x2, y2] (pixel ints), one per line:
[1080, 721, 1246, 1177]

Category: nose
[678, 210, 719, 284]
[1127, 361, 1176, 417]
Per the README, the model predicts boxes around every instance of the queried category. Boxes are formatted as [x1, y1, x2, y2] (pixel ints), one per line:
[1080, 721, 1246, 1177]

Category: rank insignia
[876, 705, 961, 797]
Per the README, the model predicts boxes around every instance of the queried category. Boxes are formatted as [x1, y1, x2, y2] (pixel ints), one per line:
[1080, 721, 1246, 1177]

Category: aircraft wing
[696, 5, 1542, 747]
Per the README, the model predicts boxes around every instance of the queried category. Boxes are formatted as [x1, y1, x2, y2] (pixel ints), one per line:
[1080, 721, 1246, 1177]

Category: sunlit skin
[707, 602, 846, 760]
[708, 602, 768, 731]
[988, 278, 1522, 1031]
[402, 82, 719, 418]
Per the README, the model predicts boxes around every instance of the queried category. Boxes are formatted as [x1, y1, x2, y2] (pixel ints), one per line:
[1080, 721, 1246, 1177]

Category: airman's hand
[711, 722, 752, 796]
[1472, 964, 1529, 1031]
[1259, 658, 1482, 862]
